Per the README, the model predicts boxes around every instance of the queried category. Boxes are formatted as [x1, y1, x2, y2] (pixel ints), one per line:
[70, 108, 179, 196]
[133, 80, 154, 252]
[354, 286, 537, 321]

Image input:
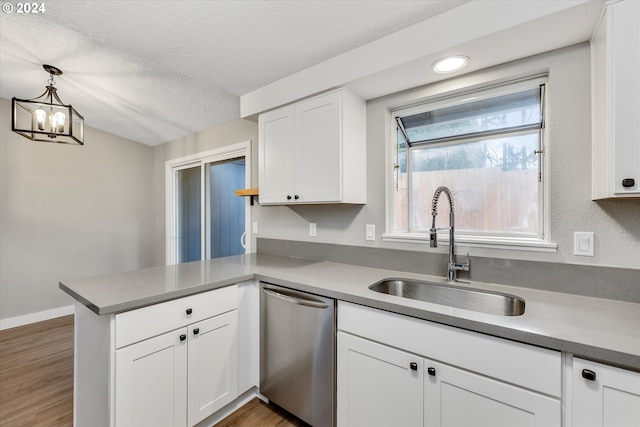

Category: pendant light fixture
[12, 64, 84, 145]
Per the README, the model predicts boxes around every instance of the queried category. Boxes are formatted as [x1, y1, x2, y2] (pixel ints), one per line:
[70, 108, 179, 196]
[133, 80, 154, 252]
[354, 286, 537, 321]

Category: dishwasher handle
[262, 286, 330, 309]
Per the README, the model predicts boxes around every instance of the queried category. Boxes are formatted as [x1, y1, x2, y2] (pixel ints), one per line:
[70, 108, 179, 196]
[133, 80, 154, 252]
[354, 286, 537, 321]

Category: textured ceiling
[0, 0, 468, 146]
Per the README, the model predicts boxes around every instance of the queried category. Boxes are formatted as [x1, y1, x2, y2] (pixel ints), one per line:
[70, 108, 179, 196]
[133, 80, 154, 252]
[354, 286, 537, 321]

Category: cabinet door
[187, 310, 238, 426]
[259, 105, 295, 203]
[572, 358, 640, 427]
[424, 359, 560, 427]
[611, 0, 640, 195]
[337, 332, 423, 427]
[294, 92, 342, 202]
[115, 328, 188, 427]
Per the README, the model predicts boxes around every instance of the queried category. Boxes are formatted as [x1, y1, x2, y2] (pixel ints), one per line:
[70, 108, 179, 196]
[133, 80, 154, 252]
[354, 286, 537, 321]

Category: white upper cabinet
[258, 105, 295, 203]
[592, 0, 640, 199]
[258, 89, 366, 205]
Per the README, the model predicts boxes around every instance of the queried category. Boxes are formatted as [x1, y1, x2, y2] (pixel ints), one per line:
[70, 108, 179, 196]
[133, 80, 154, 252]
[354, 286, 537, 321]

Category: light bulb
[50, 111, 66, 133]
[34, 109, 46, 131]
[54, 112, 65, 133]
[50, 112, 59, 132]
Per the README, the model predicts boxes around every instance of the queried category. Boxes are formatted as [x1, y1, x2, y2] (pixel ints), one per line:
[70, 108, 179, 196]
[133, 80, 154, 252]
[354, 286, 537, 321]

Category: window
[388, 77, 553, 250]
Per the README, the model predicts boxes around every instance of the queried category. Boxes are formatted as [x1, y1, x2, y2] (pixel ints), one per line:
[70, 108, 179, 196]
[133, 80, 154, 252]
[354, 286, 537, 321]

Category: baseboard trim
[0, 305, 75, 330]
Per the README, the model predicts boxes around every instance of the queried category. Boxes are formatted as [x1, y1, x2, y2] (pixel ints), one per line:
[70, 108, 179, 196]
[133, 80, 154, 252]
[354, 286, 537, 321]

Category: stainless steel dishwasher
[260, 282, 335, 427]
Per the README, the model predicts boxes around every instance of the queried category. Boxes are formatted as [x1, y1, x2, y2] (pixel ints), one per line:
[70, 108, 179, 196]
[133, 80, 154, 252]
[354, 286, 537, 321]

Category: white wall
[253, 43, 640, 270]
[0, 97, 154, 322]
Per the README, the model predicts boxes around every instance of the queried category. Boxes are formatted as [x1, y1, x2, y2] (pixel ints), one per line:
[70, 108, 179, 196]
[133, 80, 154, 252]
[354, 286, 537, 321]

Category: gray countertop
[59, 253, 640, 371]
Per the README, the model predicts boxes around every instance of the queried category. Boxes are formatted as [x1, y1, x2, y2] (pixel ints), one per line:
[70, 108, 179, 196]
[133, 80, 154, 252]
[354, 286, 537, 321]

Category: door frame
[165, 141, 252, 265]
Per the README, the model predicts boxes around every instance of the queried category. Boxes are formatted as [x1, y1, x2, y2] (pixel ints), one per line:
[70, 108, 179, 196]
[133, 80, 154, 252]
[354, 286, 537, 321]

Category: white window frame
[383, 77, 556, 252]
[165, 141, 252, 265]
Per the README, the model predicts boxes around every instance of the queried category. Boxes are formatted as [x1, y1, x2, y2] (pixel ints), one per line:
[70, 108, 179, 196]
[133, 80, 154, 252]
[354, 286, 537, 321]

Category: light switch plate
[574, 232, 594, 256]
[309, 223, 317, 237]
[365, 224, 375, 241]
[252, 222, 258, 234]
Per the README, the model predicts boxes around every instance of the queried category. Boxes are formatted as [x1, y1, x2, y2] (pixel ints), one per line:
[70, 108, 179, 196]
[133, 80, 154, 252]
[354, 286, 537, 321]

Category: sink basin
[369, 278, 525, 316]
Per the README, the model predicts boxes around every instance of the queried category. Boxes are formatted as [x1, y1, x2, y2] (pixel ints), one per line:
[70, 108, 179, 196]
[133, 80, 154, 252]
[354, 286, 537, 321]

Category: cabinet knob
[294, 195, 299, 200]
[193, 328, 200, 335]
[179, 334, 186, 342]
[582, 369, 596, 381]
[410, 362, 418, 371]
[186, 308, 193, 315]
[287, 195, 292, 200]
[427, 367, 436, 376]
[622, 178, 635, 188]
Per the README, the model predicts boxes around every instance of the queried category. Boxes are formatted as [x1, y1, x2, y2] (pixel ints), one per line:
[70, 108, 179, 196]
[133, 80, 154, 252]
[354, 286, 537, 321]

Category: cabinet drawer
[338, 301, 561, 397]
[115, 285, 238, 349]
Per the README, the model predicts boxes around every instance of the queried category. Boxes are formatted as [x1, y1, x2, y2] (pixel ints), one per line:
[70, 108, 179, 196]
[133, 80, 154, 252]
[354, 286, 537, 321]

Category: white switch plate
[309, 223, 317, 237]
[365, 224, 375, 241]
[252, 222, 258, 234]
[574, 232, 594, 256]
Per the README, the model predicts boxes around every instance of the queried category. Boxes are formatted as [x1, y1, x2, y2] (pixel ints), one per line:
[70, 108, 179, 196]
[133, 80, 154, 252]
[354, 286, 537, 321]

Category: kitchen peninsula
[61, 250, 640, 427]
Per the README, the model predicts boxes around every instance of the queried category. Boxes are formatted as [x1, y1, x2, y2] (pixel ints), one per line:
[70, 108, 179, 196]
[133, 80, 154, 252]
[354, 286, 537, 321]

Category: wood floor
[0, 315, 74, 427]
[0, 316, 306, 427]
[215, 399, 307, 427]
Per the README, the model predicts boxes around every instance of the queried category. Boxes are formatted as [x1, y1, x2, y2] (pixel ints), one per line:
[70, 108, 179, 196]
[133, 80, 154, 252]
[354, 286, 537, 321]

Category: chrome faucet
[429, 186, 470, 283]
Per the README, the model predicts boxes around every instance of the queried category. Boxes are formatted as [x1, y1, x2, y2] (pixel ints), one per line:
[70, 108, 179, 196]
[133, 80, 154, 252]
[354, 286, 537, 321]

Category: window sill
[382, 233, 558, 253]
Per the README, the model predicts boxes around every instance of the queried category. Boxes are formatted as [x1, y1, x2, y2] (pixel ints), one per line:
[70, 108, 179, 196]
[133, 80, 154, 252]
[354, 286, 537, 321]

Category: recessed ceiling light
[432, 56, 469, 74]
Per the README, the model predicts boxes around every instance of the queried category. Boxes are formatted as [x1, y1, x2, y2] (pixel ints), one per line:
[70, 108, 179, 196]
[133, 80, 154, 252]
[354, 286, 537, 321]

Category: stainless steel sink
[369, 278, 525, 316]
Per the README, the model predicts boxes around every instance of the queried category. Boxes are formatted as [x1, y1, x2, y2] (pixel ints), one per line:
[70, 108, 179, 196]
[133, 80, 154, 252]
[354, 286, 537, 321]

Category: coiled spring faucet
[429, 186, 470, 282]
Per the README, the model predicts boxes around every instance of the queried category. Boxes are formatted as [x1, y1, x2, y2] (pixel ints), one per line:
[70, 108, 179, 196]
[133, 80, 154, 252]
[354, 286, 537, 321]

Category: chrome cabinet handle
[263, 287, 329, 309]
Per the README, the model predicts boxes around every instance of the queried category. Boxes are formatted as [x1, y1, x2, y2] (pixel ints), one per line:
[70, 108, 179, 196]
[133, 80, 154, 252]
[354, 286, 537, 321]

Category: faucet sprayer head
[429, 227, 438, 248]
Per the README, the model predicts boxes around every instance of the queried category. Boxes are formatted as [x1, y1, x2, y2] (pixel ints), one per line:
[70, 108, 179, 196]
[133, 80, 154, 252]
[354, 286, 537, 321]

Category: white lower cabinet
[115, 328, 188, 427]
[423, 358, 560, 427]
[115, 309, 238, 427]
[337, 301, 561, 427]
[572, 358, 640, 427]
[187, 311, 238, 425]
[337, 332, 423, 427]
[74, 285, 240, 427]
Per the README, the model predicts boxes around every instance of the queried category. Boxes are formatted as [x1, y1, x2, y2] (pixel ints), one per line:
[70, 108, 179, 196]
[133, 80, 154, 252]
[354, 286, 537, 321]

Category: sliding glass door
[176, 166, 202, 263]
[166, 142, 251, 265]
[206, 158, 245, 259]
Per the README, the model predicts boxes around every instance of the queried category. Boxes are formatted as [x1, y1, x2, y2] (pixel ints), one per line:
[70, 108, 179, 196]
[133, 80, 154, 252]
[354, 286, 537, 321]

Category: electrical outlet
[365, 224, 375, 241]
[574, 232, 594, 256]
[309, 223, 317, 237]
